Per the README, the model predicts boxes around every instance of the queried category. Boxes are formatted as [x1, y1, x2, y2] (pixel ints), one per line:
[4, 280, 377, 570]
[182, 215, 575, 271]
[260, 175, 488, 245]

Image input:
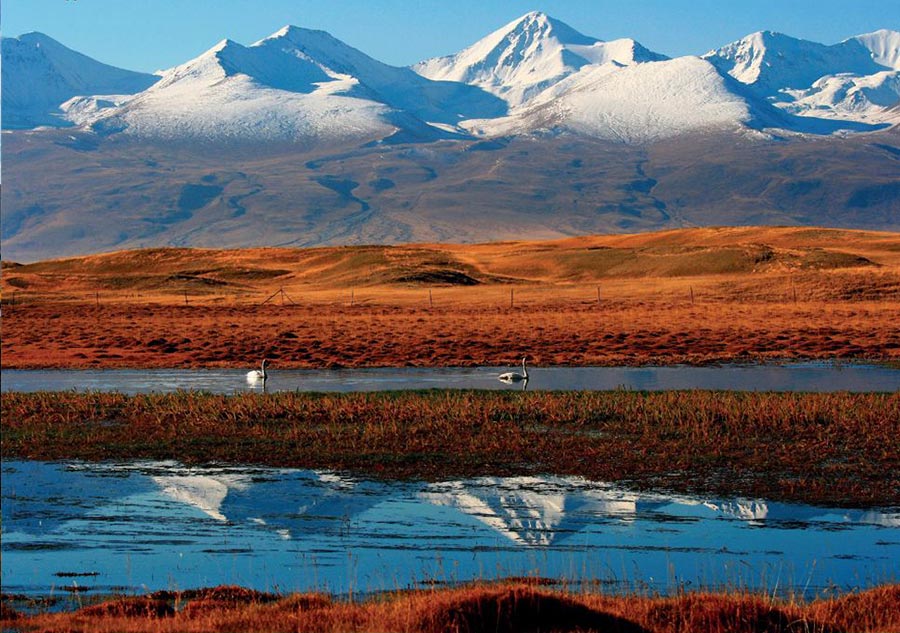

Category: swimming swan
[499, 357, 528, 383]
[246, 359, 269, 385]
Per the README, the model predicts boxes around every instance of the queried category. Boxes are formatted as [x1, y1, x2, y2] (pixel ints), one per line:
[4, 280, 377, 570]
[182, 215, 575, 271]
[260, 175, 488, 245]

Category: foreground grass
[2, 390, 898, 506]
[3, 582, 899, 633]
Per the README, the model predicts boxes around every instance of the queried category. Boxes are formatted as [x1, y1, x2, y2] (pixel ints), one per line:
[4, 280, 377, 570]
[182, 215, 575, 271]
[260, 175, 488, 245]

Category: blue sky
[2, 0, 898, 72]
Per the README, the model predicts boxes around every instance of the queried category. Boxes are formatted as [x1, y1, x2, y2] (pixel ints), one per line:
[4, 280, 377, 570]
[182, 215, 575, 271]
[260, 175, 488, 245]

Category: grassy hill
[4, 227, 898, 302]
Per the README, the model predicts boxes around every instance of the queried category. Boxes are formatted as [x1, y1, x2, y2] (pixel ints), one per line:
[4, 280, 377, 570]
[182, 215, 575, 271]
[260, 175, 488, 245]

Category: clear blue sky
[2, 0, 898, 73]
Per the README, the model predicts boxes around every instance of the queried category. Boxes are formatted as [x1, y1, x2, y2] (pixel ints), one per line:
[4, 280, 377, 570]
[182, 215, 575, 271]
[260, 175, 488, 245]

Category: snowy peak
[150, 35, 330, 94]
[255, 24, 381, 78]
[412, 11, 666, 107]
[79, 31, 399, 143]
[850, 29, 900, 70]
[465, 56, 758, 143]
[704, 29, 900, 124]
[1, 31, 158, 129]
[704, 30, 885, 94]
[498, 10, 600, 48]
[76, 24, 505, 143]
[250, 24, 507, 125]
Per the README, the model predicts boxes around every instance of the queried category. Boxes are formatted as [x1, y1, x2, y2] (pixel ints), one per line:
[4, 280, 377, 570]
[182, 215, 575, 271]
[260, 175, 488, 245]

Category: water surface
[2, 362, 897, 394]
[2, 461, 896, 604]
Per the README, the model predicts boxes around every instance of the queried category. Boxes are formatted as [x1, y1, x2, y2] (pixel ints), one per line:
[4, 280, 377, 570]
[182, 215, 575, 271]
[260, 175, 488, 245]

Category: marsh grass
[2, 390, 897, 506]
[3, 581, 899, 632]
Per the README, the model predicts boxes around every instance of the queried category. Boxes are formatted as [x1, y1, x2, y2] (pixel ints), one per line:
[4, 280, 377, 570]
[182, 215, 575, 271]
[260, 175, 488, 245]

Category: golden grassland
[2, 227, 899, 369]
[3, 390, 898, 506]
[4, 582, 899, 633]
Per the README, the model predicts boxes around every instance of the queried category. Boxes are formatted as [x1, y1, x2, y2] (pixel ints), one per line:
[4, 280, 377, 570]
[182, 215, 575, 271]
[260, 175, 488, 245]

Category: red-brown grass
[2, 390, 898, 506]
[4, 582, 898, 633]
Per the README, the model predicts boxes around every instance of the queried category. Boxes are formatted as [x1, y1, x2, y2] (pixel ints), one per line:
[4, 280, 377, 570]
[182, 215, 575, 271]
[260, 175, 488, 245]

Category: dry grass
[2, 228, 899, 370]
[4, 226, 900, 303]
[2, 299, 899, 369]
[4, 582, 899, 632]
[3, 390, 898, 506]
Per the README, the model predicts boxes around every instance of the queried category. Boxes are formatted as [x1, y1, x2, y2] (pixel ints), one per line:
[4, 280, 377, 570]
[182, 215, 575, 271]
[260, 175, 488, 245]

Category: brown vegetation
[3, 390, 898, 506]
[2, 227, 899, 370]
[4, 582, 899, 633]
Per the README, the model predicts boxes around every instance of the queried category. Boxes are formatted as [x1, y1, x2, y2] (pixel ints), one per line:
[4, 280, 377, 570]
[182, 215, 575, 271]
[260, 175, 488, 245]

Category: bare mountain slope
[2, 128, 897, 263]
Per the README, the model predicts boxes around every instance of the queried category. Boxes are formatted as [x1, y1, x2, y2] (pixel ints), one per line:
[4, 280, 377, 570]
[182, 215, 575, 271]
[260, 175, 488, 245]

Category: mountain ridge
[3, 16, 898, 140]
[412, 11, 667, 107]
[1, 31, 159, 129]
[1, 15, 898, 263]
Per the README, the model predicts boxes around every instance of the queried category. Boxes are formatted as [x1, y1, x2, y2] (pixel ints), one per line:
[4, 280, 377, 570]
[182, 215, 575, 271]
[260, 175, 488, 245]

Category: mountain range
[1, 12, 899, 262]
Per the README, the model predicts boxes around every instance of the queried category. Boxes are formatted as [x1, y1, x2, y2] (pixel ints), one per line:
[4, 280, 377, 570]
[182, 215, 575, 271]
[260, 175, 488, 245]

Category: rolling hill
[5, 226, 897, 297]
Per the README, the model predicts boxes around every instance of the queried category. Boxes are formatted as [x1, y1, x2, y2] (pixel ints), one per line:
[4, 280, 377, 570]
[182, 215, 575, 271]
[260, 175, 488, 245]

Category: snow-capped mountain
[1, 32, 158, 130]
[413, 11, 667, 108]
[703, 30, 900, 123]
[75, 36, 399, 144]
[703, 30, 886, 94]
[851, 29, 900, 70]
[4, 18, 898, 142]
[256, 25, 506, 125]
[68, 25, 506, 143]
[462, 56, 764, 142]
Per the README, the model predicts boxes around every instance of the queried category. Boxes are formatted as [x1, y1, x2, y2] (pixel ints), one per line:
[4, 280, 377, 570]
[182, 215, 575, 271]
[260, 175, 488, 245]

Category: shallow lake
[2, 461, 897, 605]
[2, 362, 898, 394]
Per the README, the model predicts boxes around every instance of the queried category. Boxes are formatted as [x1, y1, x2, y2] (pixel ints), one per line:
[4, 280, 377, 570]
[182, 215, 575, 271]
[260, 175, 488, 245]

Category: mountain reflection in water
[2, 461, 897, 599]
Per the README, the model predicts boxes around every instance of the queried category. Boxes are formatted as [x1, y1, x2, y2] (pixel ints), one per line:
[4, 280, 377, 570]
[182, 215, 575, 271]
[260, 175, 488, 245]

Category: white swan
[246, 359, 269, 386]
[499, 357, 528, 383]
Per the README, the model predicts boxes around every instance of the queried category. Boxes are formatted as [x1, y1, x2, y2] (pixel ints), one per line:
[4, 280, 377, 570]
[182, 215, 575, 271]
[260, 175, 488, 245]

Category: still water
[2, 461, 897, 603]
[2, 362, 898, 394]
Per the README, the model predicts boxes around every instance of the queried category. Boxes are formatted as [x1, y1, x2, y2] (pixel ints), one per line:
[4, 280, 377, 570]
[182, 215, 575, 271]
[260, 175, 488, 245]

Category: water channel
[3, 461, 897, 605]
[2, 362, 898, 394]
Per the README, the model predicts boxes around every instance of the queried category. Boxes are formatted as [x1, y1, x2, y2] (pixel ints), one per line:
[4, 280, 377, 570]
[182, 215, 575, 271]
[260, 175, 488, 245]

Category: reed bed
[4, 581, 899, 632]
[2, 390, 898, 506]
